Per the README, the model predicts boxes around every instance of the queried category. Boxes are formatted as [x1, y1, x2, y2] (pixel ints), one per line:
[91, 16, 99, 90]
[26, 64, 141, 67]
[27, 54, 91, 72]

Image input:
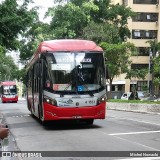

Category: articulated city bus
[26, 39, 106, 125]
[0, 81, 18, 103]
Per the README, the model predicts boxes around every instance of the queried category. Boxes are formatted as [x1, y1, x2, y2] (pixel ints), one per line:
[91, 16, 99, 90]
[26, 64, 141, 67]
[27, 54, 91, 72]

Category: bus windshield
[2, 85, 17, 95]
[45, 52, 106, 94]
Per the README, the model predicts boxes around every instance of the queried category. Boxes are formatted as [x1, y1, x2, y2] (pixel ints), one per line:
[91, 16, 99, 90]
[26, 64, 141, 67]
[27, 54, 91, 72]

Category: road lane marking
[119, 158, 160, 160]
[108, 116, 160, 126]
[109, 130, 160, 136]
[113, 135, 160, 151]
[95, 129, 160, 151]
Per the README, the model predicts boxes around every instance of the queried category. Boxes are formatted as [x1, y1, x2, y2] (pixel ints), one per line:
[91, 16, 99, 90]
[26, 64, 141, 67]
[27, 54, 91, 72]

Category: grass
[107, 99, 160, 104]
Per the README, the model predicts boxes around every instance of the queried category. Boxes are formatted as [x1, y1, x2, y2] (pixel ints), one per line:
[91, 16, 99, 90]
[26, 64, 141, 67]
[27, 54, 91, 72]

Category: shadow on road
[42, 120, 102, 131]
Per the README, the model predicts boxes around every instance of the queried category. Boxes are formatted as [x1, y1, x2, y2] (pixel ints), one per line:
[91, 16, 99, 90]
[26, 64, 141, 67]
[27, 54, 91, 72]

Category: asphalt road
[0, 100, 160, 160]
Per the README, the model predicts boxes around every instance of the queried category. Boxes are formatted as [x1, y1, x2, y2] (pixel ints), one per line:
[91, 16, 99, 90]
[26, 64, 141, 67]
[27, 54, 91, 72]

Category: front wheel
[84, 119, 94, 125]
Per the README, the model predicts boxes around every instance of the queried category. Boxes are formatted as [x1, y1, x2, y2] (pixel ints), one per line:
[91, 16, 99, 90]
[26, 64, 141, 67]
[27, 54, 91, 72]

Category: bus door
[38, 59, 44, 119]
[32, 63, 40, 117]
[27, 69, 34, 112]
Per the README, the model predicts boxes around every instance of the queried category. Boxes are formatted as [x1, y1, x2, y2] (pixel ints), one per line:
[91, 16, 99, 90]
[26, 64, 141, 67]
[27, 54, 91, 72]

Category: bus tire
[30, 107, 35, 117]
[85, 119, 94, 125]
[42, 120, 50, 126]
[38, 105, 43, 122]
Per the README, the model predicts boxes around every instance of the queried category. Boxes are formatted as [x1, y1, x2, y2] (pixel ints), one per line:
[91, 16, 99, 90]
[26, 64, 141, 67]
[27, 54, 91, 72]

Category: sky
[30, 0, 55, 22]
[0, 0, 55, 22]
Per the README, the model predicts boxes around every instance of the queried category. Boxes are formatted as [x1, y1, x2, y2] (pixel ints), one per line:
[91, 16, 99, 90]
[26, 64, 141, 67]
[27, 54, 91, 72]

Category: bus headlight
[97, 94, 106, 105]
[44, 96, 57, 106]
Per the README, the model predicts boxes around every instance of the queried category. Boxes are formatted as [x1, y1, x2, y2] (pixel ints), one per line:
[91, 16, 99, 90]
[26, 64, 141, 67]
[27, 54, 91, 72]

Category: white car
[121, 92, 131, 100]
[121, 91, 145, 100]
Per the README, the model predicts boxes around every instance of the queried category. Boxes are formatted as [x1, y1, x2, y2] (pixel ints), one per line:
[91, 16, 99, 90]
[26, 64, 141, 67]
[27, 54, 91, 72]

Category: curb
[107, 102, 160, 115]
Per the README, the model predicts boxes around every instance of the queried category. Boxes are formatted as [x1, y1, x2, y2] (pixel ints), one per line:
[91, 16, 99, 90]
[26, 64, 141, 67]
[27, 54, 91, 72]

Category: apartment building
[109, 0, 160, 97]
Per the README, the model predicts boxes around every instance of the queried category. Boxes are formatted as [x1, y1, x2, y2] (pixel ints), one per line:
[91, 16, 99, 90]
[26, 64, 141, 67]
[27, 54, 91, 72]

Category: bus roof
[27, 39, 103, 69]
[0, 81, 16, 86]
[38, 39, 103, 52]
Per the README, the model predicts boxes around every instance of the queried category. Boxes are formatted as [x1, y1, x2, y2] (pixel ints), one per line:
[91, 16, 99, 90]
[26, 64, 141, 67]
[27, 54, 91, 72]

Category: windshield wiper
[60, 80, 76, 97]
[77, 75, 94, 97]
[60, 65, 94, 97]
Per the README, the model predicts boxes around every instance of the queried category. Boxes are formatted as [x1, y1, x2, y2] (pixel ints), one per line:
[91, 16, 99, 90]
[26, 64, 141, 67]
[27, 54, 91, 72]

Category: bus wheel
[42, 120, 50, 126]
[30, 107, 34, 117]
[85, 119, 94, 125]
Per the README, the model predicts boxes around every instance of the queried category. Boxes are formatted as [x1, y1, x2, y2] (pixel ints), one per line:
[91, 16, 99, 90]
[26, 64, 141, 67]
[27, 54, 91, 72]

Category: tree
[0, 0, 39, 51]
[48, 2, 98, 39]
[106, 3, 135, 41]
[47, 0, 135, 41]
[18, 0, 135, 62]
[0, 53, 18, 81]
[100, 42, 135, 98]
[82, 21, 121, 44]
[147, 39, 160, 95]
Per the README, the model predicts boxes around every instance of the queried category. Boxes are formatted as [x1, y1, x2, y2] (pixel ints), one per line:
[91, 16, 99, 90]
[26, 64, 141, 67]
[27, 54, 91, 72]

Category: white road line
[119, 158, 160, 160]
[108, 116, 160, 126]
[95, 129, 160, 151]
[114, 136, 160, 151]
[109, 130, 160, 136]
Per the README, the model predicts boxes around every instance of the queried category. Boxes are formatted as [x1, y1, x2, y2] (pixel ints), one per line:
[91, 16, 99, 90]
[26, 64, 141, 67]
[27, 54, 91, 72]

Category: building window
[133, 0, 157, 4]
[133, 30, 141, 38]
[136, 47, 150, 56]
[131, 64, 148, 70]
[132, 30, 157, 39]
[132, 13, 158, 22]
[111, 85, 124, 91]
[122, 0, 128, 6]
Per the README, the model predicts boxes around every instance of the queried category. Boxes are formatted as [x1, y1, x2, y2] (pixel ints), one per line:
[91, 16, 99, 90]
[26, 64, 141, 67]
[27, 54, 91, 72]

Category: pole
[147, 50, 151, 93]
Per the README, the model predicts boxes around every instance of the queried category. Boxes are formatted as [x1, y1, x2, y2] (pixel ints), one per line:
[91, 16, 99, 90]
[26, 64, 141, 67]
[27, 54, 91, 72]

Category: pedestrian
[0, 124, 9, 139]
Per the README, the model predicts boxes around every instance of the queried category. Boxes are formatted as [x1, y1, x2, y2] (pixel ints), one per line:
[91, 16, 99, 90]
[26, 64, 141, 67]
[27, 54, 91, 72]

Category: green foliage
[49, 3, 90, 38]
[147, 40, 160, 87]
[100, 42, 135, 79]
[109, 99, 160, 104]
[16, 68, 27, 84]
[83, 21, 121, 44]
[107, 4, 135, 40]
[47, 0, 134, 40]
[0, 53, 18, 81]
[0, 0, 39, 51]
[126, 68, 148, 80]
[19, 22, 53, 62]
[153, 56, 160, 86]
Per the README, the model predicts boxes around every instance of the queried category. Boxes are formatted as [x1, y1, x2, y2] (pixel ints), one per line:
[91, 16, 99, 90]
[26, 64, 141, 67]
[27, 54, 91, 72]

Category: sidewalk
[0, 113, 20, 153]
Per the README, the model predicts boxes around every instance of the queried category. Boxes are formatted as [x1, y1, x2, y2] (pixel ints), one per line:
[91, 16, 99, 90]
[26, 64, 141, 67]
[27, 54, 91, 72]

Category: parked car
[154, 97, 160, 102]
[121, 91, 145, 100]
[121, 92, 131, 100]
[140, 94, 157, 101]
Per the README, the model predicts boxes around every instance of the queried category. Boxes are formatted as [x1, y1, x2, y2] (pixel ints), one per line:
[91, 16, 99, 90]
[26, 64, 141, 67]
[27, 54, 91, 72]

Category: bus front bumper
[43, 102, 106, 121]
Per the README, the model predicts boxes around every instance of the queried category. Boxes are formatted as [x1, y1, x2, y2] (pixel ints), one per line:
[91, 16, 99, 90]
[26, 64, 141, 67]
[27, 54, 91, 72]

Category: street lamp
[148, 48, 152, 94]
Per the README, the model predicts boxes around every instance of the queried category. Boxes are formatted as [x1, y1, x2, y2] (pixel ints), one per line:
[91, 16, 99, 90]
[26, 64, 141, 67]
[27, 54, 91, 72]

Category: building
[109, 0, 160, 98]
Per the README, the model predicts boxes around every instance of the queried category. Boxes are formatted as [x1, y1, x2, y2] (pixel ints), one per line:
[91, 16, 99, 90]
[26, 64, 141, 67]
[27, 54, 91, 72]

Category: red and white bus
[0, 81, 18, 103]
[26, 39, 106, 125]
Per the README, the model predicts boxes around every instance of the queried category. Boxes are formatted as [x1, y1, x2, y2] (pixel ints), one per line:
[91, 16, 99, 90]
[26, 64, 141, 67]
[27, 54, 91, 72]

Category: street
[0, 100, 160, 160]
